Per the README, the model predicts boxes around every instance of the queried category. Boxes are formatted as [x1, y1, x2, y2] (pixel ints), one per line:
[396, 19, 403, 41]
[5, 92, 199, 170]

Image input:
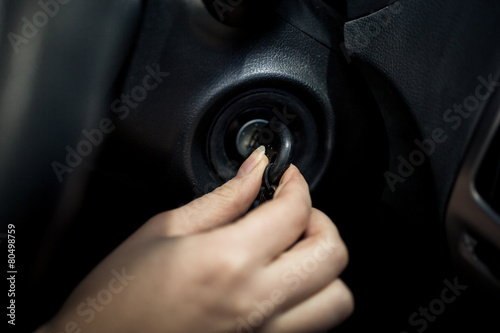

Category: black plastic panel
[99, 0, 343, 200]
[344, 0, 500, 217]
[476, 129, 500, 215]
[447, 86, 500, 293]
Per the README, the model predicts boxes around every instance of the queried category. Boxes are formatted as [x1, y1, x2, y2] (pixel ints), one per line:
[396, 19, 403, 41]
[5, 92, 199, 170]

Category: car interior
[1, 0, 500, 332]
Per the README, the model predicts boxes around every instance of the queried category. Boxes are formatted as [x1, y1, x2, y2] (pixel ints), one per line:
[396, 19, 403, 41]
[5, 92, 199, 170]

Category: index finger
[223, 165, 312, 261]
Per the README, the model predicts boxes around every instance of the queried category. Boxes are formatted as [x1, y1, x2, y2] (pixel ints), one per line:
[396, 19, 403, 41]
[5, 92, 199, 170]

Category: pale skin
[37, 147, 354, 333]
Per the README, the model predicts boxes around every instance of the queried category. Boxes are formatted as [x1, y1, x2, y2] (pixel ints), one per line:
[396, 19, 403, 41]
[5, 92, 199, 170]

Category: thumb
[158, 146, 268, 237]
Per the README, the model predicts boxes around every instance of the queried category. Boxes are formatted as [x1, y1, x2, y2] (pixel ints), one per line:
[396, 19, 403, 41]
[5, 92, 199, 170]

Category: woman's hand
[39, 146, 353, 333]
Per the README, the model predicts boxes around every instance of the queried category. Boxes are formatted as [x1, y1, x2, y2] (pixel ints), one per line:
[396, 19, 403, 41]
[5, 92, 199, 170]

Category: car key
[258, 123, 294, 204]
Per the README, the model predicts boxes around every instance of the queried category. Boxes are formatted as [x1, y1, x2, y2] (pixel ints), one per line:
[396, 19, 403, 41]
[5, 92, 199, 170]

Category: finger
[149, 146, 268, 237]
[222, 164, 312, 260]
[261, 279, 354, 333]
[261, 209, 349, 308]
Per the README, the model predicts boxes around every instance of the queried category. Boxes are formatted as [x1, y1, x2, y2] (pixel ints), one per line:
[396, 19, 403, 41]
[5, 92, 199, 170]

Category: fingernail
[237, 146, 266, 177]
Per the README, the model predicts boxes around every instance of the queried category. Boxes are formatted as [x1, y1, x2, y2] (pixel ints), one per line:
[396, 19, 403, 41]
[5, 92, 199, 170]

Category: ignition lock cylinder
[206, 89, 331, 194]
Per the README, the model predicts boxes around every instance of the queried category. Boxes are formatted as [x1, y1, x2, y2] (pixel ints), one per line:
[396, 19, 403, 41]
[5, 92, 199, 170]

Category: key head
[264, 122, 294, 185]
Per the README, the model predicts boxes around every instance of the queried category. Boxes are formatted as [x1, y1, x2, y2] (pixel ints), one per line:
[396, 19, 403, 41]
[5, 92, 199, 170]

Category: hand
[38, 147, 353, 333]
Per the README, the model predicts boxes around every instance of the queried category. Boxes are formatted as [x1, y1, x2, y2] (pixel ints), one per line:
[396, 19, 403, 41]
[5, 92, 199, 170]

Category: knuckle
[334, 240, 349, 270]
[312, 207, 329, 222]
[283, 196, 311, 229]
[191, 181, 240, 211]
[231, 292, 254, 317]
[214, 247, 251, 276]
[213, 181, 239, 200]
[145, 210, 178, 237]
[322, 237, 349, 274]
[209, 183, 243, 211]
[336, 281, 355, 319]
[318, 215, 349, 271]
[339, 239, 349, 263]
[297, 196, 312, 219]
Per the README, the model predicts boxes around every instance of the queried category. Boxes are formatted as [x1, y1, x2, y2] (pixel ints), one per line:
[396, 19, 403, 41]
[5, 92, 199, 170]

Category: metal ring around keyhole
[235, 117, 294, 185]
[206, 88, 329, 192]
[235, 119, 268, 158]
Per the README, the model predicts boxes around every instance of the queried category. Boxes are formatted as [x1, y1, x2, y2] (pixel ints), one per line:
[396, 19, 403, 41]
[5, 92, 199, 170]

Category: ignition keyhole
[235, 119, 268, 158]
[235, 118, 293, 185]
